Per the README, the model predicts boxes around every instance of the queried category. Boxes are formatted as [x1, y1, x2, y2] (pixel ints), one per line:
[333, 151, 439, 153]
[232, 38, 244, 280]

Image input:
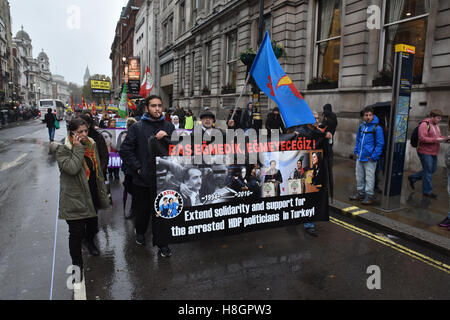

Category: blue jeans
[409, 153, 437, 195]
[48, 127, 55, 141]
[356, 160, 377, 197]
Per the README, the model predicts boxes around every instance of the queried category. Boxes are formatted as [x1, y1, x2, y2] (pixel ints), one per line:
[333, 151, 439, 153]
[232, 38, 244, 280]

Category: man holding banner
[119, 95, 175, 257]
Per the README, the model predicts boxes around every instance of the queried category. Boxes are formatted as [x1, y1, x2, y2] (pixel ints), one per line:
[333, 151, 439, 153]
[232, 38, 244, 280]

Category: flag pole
[231, 72, 252, 122]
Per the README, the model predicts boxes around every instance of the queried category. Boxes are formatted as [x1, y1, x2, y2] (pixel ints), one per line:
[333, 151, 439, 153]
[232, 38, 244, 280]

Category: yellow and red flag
[127, 96, 137, 110]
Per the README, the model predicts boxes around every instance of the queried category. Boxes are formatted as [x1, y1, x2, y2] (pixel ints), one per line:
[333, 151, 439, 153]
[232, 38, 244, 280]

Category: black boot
[85, 240, 100, 256]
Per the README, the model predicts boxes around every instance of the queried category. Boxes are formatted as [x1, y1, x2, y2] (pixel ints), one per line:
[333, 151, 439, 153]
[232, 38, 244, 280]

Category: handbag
[53, 114, 60, 130]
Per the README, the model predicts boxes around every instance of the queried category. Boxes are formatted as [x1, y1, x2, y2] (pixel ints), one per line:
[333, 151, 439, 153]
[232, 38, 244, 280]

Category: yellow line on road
[330, 216, 450, 274]
[350, 210, 368, 216]
[342, 206, 359, 212]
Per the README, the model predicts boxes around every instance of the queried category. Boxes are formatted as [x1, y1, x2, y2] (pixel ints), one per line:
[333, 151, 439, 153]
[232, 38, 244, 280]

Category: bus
[39, 99, 65, 120]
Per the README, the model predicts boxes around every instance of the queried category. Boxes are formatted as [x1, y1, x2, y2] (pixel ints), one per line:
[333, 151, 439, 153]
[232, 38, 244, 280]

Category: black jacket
[44, 113, 56, 128]
[119, 114, 175, 187]
[88, 128, 110, 176]
[265, 113, 285, 132]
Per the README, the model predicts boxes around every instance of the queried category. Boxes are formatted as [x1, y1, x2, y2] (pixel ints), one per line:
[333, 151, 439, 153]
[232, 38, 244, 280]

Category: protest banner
[99, 128, 127, 169]
[151, 132, 329, 245]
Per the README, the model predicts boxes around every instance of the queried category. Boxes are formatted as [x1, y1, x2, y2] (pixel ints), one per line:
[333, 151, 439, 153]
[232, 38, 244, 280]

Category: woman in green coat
[56, 118, 110, 283]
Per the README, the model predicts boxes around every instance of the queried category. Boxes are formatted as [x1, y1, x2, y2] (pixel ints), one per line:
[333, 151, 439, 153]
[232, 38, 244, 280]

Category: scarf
[69, 136, 99, 180]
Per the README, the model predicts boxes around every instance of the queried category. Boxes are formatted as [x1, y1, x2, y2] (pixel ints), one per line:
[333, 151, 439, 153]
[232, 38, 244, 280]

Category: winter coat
[44, 112, 56, 128]
[240, 103, 256, 130]
[417, 118, 445, 156]
[266, 112, 285, 132]
[354, 115, 385, 162]
[56, 137, 110, 221]
[119, 114, 175, 187]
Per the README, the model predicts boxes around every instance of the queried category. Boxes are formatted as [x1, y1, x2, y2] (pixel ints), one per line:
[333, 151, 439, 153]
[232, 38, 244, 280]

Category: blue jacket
[354, 115, 385, 162]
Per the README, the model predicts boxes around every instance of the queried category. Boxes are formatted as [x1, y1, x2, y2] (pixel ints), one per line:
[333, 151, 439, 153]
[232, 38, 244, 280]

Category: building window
[226, 31, 238, 89]
[169, 16, 173, 44]
[382, 0, 429, 83]
[205, 42, 212, 89]
[180, 57, 186, 94]
[162, 22, 168, 47]
[161, 60, 174, 76]
[192, 0, 198, 25]
[315, 0, 341, 82]
[180, 1, 186, 34]
[191, 52, 195, 95]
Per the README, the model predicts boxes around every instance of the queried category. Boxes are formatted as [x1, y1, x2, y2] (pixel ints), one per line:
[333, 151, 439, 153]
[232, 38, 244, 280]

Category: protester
[184, 109, 194, 130]
[408, 109, 449, 199]
[117, 118, 138, 219]
[240, 102, 256, 131]
[439, 123, 450, 229]
[79, 114, 109, 178]
[173, 106, 186, 128]
[227, 109, 241, 130]
[55, 118, 110, 285]
[99, 112, 110, 128]
[172, 115, 181, 129]
[119, 95, 175, 257]
[349, 106, 385, 205]
[43, 108, 57, 142]
[265, 107, 285, 133]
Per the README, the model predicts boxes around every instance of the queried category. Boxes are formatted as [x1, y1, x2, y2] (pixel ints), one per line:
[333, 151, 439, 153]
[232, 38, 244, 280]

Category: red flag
[82, 94, 87, 109]
[139, 66, 154, 98]
[92, 100, 96, 113]
[127, 96, 137, 110]
[70, 96, 74, 108]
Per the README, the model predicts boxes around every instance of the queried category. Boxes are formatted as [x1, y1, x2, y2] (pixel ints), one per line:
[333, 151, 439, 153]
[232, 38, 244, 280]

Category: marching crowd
[44, 96, 450, 286]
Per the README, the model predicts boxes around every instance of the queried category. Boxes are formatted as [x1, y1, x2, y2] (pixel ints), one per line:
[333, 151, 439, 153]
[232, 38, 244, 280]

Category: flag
[70, 96, 74, 108]
[250, 31, 315, 127]
[118, 83, 128, 119]
[139, 66, 154, 98]
[82, 94, 87, 109]
[92, 100, 96, 113]
[127, 96, 137, 110]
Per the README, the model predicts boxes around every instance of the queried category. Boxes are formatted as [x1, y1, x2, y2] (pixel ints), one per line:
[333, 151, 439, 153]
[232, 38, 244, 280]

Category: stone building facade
[163, 0, 449, 169]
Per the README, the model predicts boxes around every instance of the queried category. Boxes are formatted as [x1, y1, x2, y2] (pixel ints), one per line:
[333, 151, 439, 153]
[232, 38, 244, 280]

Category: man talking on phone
[119, 95, 175, 257]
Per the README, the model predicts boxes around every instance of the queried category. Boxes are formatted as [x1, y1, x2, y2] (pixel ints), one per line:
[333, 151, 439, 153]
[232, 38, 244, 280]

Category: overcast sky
[10, 0, 129, 86]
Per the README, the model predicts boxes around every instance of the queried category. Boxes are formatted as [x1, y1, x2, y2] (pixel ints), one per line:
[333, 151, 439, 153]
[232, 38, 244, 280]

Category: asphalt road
[0, 119, 448, 300]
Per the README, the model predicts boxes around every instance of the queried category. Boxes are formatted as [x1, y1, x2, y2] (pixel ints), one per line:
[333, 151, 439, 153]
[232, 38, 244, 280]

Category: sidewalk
[0, 117, 39, 130]
[330, 157, 450, 253]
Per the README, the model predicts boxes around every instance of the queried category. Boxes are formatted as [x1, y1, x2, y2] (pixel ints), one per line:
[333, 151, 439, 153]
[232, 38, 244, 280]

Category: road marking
[342, 206, 359, 212]
[330, 216, 450, 274]
[350, 210, 368, 216]
[0, 153, 28, 171]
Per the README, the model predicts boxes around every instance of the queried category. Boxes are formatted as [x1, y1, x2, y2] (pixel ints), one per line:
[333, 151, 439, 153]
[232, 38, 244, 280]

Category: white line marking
[0, 153, 28, 171]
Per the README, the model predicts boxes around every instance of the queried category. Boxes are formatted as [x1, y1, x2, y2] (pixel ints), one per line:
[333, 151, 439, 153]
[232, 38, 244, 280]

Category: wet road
[0, 120, 449, 300]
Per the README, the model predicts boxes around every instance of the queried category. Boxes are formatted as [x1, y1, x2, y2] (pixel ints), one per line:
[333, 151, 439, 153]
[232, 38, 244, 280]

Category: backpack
[410, 121, 430, 148]
[358, 123, 384, 154]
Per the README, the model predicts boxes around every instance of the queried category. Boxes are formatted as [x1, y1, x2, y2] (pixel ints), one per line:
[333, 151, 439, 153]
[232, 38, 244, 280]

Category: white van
[39, 99, 65, 120]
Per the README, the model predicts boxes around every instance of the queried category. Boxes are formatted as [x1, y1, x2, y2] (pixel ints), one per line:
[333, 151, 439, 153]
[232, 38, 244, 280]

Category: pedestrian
[173, 106, 186, 128]
[117, 117, 138, 219]
[265, 107, 285, 133]
[43, 108, 57, 141]
[408, 109, 449, 199]
[172, 115, 181, 129]
[55, 118, 110, 284]
[184, 109, 194, 130]
[240, 102, 256, 131]
[349, 106, 385, 205]
[119, 95, 175, 257]
[438, 119, 450, 229]
[79, 114, 109, 178]
[227, 109, 241, 130]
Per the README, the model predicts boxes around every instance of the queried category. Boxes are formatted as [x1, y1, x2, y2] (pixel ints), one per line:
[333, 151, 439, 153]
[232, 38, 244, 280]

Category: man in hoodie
[349, 106, 385, 205]
[240, 102, 256, 131]
[408, 109, 449, 199]
[265, 107, 286, 133]
[119, 95, 175, 257]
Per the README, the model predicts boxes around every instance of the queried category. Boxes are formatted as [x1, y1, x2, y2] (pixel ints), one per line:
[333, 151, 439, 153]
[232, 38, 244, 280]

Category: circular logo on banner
[154, 190, 184, 219]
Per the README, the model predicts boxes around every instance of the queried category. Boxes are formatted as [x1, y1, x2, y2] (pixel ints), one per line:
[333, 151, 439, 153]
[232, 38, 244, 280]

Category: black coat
[119, 115, 175, 187]
[265, 113, 285, 132]
[88, 128, 110, 176]
[44, 113, 56, 128]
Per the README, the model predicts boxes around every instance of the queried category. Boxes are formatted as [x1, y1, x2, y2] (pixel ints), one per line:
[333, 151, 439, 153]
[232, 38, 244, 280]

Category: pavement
[330, 156, 450, 254]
